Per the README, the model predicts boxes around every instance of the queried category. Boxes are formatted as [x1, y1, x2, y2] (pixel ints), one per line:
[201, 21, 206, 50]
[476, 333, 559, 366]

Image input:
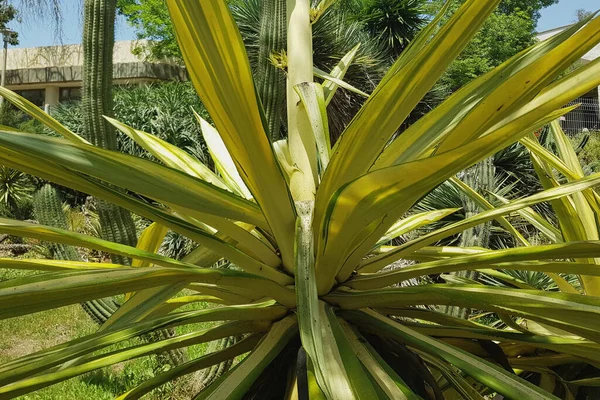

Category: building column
[44, 85, 60, 112]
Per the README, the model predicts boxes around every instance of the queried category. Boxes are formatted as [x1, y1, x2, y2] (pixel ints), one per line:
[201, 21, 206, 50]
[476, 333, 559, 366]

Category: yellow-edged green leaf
[0, 267, 296, 319]
[330, 286, 600, 342]
[0, 217, 292, 285]
[171, 207, 281, 268]
[117, 334, 263, 399]
[450, 176, 529, 245]
[315, 0, 502, 230]
[106, 116, 230, 191]
[0, 131, 266, 228]
[337, 319, 417, 399]
[318, 106, 574, 293]
[377, 208, 460, 247]
[313, 66, 369, 99]
[0, 135, 284, 278]
[198, 315, 298, 399]
[546, 272, 580, 294]
[194, 112, 253, 199]
[0, 258, 125, 271]
[101, 284, 187, 332]
[362, 171, 600, 273]
[322, 43, 361, 105]
[416, 351, 486, 400]
[0, 146, 238, 254]
[549, 120, 600, 295]
[341, 309, 560, 400]
[374, 16, 599, 168]
[491, 192, 563, 243]
[400, 323, 600, 364]
[132, 223, 169, 268]
[0, 321, 270, 398]
[0, 87, 87, 144]
[350, 241, 600, 290]
[322, 305, 380, 399]
[167, 0, 296, 269]
[434, 16, 600, 155]
[0, 302, 286, 386]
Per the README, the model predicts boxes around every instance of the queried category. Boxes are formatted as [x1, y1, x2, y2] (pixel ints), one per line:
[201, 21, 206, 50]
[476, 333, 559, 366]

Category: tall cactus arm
[445, 158, 496, 319]
[82, 0, 117, 150]
[256, 0, 287, 141]
[82, 0, 138, 265]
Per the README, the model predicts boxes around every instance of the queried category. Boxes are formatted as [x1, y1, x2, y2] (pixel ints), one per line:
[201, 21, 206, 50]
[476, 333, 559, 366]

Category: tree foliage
[426, 0, 557, 91]
[352, 0, 427, 58]
[117, 0, 179, 61]
[576, 9, 594, 22]
[0, 0, 18, 44]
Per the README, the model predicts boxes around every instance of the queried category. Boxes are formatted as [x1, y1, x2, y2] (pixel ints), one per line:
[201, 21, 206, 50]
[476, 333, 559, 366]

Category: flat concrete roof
[5, 62, 187, 89]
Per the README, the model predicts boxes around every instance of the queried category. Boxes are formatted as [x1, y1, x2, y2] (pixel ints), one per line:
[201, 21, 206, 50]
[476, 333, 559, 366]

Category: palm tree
[353, 0, 427, 59]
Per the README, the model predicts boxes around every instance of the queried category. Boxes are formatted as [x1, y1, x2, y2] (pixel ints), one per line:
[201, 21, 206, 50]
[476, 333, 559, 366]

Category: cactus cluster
[32, 184, 80, 261]
[33, 184, 119, 325]
[445, 158, 496, 319]
[197, 336, 239, 389]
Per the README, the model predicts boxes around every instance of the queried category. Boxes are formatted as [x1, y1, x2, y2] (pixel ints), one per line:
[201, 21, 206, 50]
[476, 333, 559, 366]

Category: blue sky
[8, 0, 136, 48]
[538, 0, 598, 32]
[6, 0, 599, 49]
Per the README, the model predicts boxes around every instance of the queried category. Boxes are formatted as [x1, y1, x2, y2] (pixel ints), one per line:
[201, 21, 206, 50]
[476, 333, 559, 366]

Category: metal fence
[561, 96, 600, 135]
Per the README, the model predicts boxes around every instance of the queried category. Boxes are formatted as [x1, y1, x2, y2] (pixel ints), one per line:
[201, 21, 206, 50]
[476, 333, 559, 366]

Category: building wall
[2, 40, 186, 109]
[5, 40, 155, 69]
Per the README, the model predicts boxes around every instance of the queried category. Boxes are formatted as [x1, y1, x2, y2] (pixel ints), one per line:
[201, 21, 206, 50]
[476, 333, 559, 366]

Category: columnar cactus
[82, 0, 138, 264]
[79, 0, 189, 368]
[33, 184, 119, 324]
[32, 184, 80, 261]
[460, 158, 495, 249]
[446, 158, 496, 319]
[196, 336, 239, 390]
[82, 0, 117, 151]
[256, 0, 287, 141]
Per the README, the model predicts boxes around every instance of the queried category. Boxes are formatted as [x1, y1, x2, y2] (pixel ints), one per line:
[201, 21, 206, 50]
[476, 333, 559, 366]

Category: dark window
[15, 89, 45, 107]
[59, 87, 82, 103]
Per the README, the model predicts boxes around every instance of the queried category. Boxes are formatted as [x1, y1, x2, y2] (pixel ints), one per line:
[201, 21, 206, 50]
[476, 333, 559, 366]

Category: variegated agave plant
[1, 0, 600, 398]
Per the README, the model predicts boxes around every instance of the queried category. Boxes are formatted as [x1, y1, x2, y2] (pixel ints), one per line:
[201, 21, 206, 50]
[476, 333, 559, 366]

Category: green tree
[0, 0, 18, 45]
[427, 0, 557, 91]
[576, 9, 594, 22]
[117, 0, 179, 60]
[498, 0, 558, 22]
[352, 0, 427, 58]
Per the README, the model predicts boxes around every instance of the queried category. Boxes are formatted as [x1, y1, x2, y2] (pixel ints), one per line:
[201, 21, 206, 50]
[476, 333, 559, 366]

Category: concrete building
[536, 25, 600, 133]
[3, 40, 186, 111]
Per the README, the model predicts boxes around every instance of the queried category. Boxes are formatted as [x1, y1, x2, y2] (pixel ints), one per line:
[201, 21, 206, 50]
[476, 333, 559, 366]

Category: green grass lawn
[0, 267, 214, 399]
